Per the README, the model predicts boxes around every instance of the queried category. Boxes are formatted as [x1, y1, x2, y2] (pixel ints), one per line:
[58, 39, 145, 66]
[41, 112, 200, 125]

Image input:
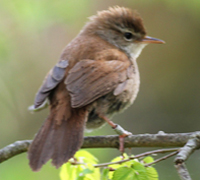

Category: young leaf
[60, 162, 78, 180]
[59, 150, 100, 180]
[81, 163, 100, 180]
[75, 150, 99, 164]
[112, 167, 135, 180]
[146, 167, 159, 180]
[108, 154, 130, 179]
[131, 161, 148, 180]
[143, 156, 154, 164]
[101, 168, 109, 180]
[142, 156, 159, 180]
[77, 167, 93, 180]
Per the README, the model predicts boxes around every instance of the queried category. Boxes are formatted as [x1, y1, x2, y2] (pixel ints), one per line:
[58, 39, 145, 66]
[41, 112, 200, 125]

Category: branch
[82, 131, 198, 148]
[1, 131, 200, 164]
[174, 134, 200, 180]
[0, 140, 31, 163]
[175, 163, 192, 180]
[174, 134, 200, 163]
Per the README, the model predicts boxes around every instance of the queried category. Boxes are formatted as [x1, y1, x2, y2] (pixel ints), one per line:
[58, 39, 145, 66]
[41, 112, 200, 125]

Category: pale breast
[113, 62, 140, 107]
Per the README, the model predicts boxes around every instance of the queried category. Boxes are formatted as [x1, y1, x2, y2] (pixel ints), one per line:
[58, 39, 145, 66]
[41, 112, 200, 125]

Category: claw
[98, 115, 132, 154]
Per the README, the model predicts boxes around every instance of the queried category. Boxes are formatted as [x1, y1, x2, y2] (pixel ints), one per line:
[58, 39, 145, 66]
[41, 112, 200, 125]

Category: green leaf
[143, 156, 154, 164]
[79, 164, 100, 180]
[108, 154, 130, 179]
[142, 156, 159, 180]
[131, 161, 148, 180]
[106, 154, 158, 180]
[77, 167, 93, 180]
[60, 162, 78, 180]
[146, 167, 159, 180]
[59, 150, 100, 180]
[75, 150, 99, 164]
[132, 161, 146, 171]
[101, 168, 109, 180]
[112, 167, 135, 180]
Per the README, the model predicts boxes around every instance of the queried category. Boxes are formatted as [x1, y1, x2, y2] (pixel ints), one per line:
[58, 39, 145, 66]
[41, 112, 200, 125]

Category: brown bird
[28, 6, 164, 171]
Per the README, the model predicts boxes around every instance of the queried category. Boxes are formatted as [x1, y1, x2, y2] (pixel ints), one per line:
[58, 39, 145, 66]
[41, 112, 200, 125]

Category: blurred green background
[0, 0, 200, 179]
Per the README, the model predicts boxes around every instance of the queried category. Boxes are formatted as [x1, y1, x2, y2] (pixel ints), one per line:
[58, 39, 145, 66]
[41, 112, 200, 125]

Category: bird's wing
[65, 59, 130, 108]
[34, 60, 69, 108]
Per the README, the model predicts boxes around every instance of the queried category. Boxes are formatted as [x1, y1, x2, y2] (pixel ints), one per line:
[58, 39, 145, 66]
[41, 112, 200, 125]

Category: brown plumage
[28, 6, 164, 171]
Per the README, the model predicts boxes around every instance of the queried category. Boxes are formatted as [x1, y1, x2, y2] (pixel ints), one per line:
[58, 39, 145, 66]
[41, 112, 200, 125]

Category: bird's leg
[99, 115, 132, 154]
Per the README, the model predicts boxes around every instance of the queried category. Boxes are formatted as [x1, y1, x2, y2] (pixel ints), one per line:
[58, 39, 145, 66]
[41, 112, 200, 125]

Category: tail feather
[28, 108, 87, 171]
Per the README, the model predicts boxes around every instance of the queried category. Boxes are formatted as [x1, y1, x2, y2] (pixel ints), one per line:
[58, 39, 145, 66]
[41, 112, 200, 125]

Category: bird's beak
[140, 36, 165, 44]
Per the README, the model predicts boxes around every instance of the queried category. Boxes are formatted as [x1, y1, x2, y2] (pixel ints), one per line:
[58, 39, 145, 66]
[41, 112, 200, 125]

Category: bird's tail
[28, 108, 87, 171]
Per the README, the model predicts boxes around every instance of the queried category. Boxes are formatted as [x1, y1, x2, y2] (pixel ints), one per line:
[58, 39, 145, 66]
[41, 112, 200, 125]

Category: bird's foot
[113, 124, 132, 154]
[98, 115, 132, 154]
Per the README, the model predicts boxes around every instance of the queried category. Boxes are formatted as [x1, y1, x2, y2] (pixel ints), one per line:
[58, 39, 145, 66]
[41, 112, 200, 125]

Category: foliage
[60, 150, 158, 180]
[60, 150, 100, 180]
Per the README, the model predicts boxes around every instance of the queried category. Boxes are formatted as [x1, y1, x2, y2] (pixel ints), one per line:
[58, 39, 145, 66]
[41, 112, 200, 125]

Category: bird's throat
[128, 43, 147, 60]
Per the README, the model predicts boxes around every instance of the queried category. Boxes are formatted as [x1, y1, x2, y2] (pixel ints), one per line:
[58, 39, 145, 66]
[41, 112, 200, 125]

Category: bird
[28, 6, 164, 171]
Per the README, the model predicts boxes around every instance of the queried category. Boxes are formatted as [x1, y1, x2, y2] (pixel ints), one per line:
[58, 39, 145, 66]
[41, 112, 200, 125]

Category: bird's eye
[124, 32, 133, 41]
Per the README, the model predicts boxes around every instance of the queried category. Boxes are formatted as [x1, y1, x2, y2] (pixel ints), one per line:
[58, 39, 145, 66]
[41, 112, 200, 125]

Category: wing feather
[65, 60, 129, 108]
[34, 60, 68, 108]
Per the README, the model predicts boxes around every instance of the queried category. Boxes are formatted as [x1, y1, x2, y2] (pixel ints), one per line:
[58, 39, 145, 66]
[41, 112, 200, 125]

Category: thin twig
[145, 151, 179, 167]
[134, 148, 179, 159]
[94, 148, 179, 168]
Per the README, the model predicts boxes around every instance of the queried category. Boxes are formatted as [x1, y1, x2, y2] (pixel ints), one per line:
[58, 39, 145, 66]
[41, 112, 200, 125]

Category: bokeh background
[1, 0, 200, 179]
